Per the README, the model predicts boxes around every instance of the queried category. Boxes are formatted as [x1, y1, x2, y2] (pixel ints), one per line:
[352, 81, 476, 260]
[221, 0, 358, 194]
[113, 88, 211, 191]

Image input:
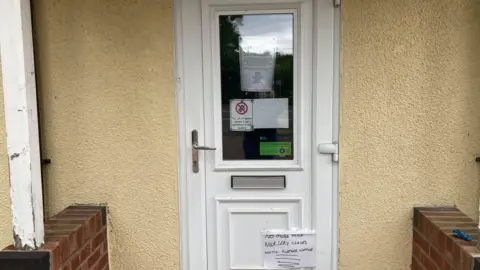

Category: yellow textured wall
[340, 0, 480, 269]
[31, 1, 179, 269]
[0, 0, 476, 269]
[0, 58, 13, 248]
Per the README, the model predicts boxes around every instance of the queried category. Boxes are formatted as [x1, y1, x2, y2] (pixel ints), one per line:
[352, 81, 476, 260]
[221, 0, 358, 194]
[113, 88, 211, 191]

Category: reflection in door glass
[219, 14, 294, 160]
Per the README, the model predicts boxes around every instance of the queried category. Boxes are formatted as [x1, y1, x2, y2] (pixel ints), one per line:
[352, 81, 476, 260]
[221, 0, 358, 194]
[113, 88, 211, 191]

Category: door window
[219, 14, 295, 161]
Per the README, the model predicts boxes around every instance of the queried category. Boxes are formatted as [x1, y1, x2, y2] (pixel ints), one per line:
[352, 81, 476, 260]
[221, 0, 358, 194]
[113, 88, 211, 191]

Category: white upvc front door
[176, 0, 338, 269]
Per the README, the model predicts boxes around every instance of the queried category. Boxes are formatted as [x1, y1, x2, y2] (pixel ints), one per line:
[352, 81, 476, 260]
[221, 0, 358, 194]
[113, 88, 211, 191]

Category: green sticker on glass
[260, 142, 292, 157]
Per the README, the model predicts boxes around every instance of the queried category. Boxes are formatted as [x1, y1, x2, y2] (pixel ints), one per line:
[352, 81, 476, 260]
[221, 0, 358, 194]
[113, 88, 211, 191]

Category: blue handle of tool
[452, 229, 472, 241]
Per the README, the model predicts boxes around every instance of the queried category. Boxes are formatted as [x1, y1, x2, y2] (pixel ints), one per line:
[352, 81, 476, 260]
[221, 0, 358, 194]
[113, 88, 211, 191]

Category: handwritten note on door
[262, 230, 316, 269]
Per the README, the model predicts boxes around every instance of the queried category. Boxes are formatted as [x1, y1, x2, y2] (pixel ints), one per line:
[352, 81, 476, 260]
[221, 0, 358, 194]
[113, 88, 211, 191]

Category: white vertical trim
[0, 0, 44, 250]
[332, 5, 341, 270]
[174, 0, 191, 267]
[311, 0, 337, 268]
[175, 0, 209, 268]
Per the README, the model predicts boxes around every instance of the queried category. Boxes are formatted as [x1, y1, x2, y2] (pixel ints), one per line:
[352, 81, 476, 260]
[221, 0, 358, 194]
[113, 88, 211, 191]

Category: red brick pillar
[412, 207, 480, 270]
[0, 205, 109, 270]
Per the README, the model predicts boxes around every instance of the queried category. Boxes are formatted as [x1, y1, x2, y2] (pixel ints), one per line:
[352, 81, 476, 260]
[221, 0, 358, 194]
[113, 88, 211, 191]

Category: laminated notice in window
[240, 36, 278, 92]
[253, 98, 289, 129]
[262, 229, 316, 269]
[230, 99, 253, 131]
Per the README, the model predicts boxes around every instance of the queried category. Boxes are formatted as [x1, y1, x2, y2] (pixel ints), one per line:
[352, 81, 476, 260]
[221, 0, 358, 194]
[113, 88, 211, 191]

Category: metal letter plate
[231, 175, 286, 189]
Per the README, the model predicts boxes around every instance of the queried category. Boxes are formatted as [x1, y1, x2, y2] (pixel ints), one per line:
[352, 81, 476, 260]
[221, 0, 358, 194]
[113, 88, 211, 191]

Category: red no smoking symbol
[235, 102, 248, 115]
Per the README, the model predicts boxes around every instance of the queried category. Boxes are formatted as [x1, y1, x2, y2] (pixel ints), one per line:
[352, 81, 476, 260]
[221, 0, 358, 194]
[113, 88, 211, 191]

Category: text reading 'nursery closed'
[263, 232, 316, 269]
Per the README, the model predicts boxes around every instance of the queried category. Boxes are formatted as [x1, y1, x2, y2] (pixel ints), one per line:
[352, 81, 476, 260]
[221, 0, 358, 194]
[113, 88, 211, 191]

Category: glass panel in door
[219, 14, 295, 161]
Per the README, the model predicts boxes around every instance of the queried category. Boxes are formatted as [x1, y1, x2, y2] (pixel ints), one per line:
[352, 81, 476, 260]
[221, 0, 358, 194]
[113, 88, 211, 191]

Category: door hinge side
[334, 0, 341, 8]
[318, 142, 339, 162]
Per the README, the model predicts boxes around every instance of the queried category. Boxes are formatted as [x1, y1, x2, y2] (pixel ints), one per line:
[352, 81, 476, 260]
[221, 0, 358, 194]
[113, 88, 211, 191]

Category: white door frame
[173, 0, 341, 269]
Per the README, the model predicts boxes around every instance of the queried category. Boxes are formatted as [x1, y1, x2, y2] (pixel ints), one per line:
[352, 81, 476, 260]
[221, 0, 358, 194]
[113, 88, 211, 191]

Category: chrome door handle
[193, 143, 216, 151]
[192, 130, 216, 173]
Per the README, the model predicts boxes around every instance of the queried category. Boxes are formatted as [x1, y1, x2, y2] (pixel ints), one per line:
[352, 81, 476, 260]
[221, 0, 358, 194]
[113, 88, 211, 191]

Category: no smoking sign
[235, 101, 249, 115]
[230, 99, 253, 131]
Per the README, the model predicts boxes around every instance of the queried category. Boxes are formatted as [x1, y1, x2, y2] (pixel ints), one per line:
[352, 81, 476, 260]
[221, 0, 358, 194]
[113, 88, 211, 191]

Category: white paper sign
[263, 230, 316, 269]
[240, 36, 277, 92]
[253, 98, 289, 129]
[230, 99, 253, 131]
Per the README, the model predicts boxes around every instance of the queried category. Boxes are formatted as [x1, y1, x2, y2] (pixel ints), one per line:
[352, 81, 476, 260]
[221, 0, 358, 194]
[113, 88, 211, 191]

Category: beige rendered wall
[31, 1, 179, 269]
[0, 58, 13, 249]
[340, 0, 480, 269]
[0, 0, 477, 269]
